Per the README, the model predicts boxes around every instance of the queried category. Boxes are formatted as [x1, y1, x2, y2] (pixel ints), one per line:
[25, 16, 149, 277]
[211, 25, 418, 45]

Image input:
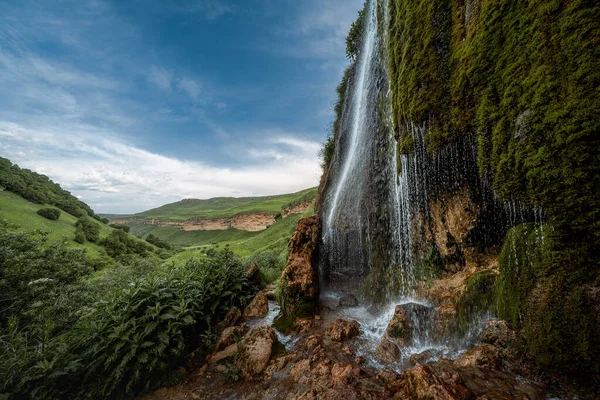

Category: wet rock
[326, 319, 360, 342]
[432, 303, 456, 341]
[397, 364, 471, 400]
[244, 291, 269, 317]
[407, 349, 434, 367]
[263, 283, 276, 300]
[246, 263, 259, 279]
[331, 363, 354, 386]
[375, 336, 401, 362]
[481, 319, 515, 348]
[376, 369, 401, 385]
[278, 216, 321, 321]
[338, 293, 359, 308]
[291, 359, 312, 380]
[454, 344, 501, 370]
[386, 303, 431, 346]
[216, 307, 242, 331]
[236, 326, 279, 379]
[215, 325, 248, 351]
[208, 343, 237, 365]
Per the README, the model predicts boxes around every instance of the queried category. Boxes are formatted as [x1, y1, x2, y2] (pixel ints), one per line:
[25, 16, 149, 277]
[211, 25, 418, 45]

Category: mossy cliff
[385, 0, 600, 379]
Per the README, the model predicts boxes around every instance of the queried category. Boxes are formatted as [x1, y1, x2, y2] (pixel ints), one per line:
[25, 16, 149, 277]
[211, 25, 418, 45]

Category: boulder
[244, 291, 269, 318]
[397, 364, 471, 400]
[278, 216, 321, 322]
[454, 344, 501, 370]
[407, 349, 435, 368]
[375, 336, 401, 362]
[216, 307, 242, 331]
[208, 343, 237, 365]
[338, 293, 359, 308]
[236, 326, 279, 379]
[385, 302, 433, 346]
[481, 319, 515, 348]
[326, 319, 360, 342]
[215, 325, 248, 351]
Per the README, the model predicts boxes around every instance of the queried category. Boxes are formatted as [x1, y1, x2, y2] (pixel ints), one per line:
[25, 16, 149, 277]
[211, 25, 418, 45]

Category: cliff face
[310, 0, 599, 381]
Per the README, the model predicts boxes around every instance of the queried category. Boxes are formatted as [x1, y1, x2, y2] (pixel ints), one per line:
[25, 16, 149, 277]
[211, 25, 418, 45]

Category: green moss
[495, 223, 599, 377]
[273, 303, 316, 334]
[455, 270, 497, 332]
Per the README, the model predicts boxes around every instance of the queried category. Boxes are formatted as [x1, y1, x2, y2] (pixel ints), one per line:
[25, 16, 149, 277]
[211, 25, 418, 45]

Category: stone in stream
[243, 291, 269, 318]
[338, 293, 359, 308]
[326, 319, 361, 342]
[376, 302, 434, 362]
[236, 326, 280, 379]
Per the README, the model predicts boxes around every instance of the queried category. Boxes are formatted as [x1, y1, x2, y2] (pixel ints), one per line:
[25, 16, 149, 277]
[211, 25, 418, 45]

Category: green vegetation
[36, 208, 61, 221]
[0, 190, 111, 257]
[346, 2, 366, 61]
[123, 187, 317, 222]
[0, 215, 257, 398]
[380, 0, 600, 379]
[145, 233, 171, 250]
[75, 216, 100, 243]
[494, 224, 599, 376]
[0, 157, 101, 220]
[455, 270, 497, 332]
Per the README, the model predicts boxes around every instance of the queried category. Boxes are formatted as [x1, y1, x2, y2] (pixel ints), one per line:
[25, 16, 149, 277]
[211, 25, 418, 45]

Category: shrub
[145, 233, 171, 250]
[109, 223, 130, 233]
[100, 230, 152, 258]
[7, 250, 257, 399]
[37, 208, 61, 221]
[75, 217, 100, 243]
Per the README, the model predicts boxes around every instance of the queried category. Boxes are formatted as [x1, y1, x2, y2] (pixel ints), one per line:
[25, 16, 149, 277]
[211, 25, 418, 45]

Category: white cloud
[177, 77, 201, 101]
[147, 66, 172, 91]
[0, 121, 321, 214]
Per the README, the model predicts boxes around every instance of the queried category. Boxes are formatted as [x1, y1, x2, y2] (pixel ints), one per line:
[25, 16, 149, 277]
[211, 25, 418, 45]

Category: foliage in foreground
[0, 222, 256, 399]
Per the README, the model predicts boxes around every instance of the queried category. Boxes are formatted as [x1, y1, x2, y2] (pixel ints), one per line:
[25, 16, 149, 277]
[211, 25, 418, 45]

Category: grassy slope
[166, 206, 314, 265]
[125, 187, 317, 221]
[127, 222, 259, 247]
[0, 189, 153, 257]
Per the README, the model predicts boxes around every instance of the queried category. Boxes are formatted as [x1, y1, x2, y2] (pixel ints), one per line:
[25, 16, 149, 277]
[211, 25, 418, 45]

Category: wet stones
[338, 293, 359, 308]
[481, 319, 515, 348]
[454, 344, 501, 370]
[375, 337, 401, 362]
[215, 325, 248, 351]
[244, 291, 269, 318]
[236, 326, 280, 379]
[327, 319, 361, 342]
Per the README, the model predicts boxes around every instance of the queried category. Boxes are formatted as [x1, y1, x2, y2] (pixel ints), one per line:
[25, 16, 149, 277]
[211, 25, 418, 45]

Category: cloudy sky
[0, 0, 362, 213]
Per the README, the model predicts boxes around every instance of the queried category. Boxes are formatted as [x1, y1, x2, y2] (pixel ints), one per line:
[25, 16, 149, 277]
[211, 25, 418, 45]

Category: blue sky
[0, 0, 362, 213]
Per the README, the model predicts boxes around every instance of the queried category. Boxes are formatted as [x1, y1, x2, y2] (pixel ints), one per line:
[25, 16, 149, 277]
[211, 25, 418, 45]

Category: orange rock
[326, 319, 361, 342]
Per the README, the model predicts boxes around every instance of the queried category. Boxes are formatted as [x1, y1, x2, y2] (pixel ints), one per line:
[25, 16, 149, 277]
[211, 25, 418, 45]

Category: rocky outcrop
[326, 319, 360, 342]
[235, 326, 279, 379]
[215, 325, 248, 351]
[243, 291, 269, 318]
[112, 213, 276, 233]
[281, 201, 314, 218]
[277, 215, 321, 328]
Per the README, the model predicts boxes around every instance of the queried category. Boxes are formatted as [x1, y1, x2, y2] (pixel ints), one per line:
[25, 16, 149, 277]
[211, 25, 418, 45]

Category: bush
[109, 223, 130, 233]
[247, 251, 287, 284]
[100, 230, 152, 258]
[5, 250, 257, 399]
[75, 217, 100, 243]
[37, 208, 61, 221]
[145, 233, 171, 250]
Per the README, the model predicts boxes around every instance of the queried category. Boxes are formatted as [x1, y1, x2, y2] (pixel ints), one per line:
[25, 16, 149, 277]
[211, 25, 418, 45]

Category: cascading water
[318, 0, 544, 370]
[321, 0, 382, 292]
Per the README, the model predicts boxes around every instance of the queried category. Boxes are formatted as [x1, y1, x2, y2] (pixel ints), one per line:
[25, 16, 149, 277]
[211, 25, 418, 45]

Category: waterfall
[321, 0, 381, 292]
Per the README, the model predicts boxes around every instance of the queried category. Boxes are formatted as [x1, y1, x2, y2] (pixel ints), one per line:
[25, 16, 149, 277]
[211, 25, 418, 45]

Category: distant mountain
[103, 187, 318, 222]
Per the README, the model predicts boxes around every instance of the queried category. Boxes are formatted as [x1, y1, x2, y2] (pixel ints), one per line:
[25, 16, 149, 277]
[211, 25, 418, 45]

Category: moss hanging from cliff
[495, 224, 599, 377]
[387, 0, 452, 153]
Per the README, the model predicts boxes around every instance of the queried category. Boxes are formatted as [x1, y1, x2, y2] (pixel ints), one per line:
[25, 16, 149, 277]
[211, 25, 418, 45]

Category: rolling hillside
[108, 187, 317, 221]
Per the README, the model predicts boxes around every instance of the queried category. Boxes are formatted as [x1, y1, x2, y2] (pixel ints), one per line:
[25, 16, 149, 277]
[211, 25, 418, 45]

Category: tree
[37, 208, 61, 221]
[75, 217, 100, 243]
[345, 2, 366, 61]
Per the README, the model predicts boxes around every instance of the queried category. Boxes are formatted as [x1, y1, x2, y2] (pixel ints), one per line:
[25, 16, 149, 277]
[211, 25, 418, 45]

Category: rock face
[236, 326, 279, 379]
[327, 319, 360, 342]
[215, 325, 248, 351]
[278, 215, 321, 323]
[281, 201, 314, 218]
[243, 291, 269, 318]
[454, 344, 501, 370]
[481, 319, 515, 348]
[338, 293, 359, 308]
[112, 213, 276, 232]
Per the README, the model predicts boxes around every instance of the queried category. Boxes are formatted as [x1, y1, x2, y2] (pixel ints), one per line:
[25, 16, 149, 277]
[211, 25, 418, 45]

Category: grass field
[0, 189, 153, 257]
[111, 187, 318, 222]
[165, 205, 315, 265]
[127, 223, 260, 246]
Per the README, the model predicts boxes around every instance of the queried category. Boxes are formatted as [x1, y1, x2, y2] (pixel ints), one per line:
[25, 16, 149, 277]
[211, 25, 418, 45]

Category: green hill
[0, 189, 111, 257]
[111, 187, 317, 221]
